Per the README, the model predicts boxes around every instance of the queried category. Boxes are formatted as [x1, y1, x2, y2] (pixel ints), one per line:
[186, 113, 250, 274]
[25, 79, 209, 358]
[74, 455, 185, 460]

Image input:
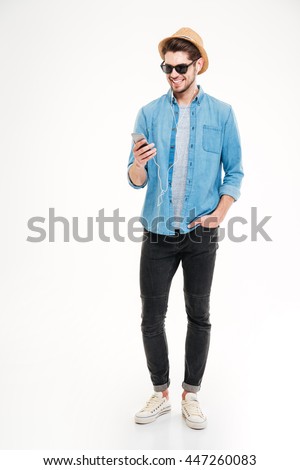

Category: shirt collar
[167, 84, 204, 106]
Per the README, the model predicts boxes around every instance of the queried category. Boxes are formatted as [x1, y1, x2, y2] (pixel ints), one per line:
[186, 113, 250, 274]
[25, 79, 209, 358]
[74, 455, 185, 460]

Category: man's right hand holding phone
[129, 139, 156, 187]
[133, 139, 157, 168]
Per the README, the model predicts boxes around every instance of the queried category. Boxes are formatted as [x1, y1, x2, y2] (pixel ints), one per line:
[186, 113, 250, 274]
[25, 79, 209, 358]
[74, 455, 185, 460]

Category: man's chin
[170, 83, 186, 93]
[172, 85, 189, 94]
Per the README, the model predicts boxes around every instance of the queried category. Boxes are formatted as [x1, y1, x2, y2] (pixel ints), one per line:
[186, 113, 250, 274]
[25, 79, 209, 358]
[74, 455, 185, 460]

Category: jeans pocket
[197, 224, 219, 233]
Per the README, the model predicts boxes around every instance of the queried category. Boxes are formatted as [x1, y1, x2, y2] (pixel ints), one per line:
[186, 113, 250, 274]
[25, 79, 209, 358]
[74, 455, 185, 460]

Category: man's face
[164, 51, 203, 94]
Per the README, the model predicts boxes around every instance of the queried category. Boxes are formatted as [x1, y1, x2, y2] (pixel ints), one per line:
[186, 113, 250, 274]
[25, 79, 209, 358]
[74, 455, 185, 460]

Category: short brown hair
[162, 38, 201, 61]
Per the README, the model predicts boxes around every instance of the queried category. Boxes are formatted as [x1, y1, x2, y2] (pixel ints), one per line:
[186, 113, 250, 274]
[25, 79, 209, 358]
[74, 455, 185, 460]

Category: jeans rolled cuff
[182, 381, 201, 393]
[153, 380, 170, 392]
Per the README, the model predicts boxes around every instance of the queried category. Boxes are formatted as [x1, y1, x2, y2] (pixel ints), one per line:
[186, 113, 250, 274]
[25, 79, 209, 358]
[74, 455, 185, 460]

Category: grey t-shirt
[172, 105, 191, 229]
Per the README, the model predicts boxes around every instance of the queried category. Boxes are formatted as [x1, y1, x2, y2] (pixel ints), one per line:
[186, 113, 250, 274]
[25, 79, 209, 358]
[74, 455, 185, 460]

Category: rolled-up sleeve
[219, 106, 244, 201]
[127, 107, 149, 189]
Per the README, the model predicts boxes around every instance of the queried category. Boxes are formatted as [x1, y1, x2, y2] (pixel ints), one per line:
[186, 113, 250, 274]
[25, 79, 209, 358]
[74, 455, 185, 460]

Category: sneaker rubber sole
[135, 405, 171, 424]
[182, 412, 207, 429]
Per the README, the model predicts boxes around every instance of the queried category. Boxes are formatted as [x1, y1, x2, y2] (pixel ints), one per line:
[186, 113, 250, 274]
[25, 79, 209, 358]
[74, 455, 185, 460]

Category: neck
[173, 83, 198, 106]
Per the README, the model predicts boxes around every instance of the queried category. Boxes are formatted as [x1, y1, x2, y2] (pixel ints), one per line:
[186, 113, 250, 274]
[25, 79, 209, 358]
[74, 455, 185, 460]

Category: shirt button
[192, 127, 195, 130]
[191, 144, 193, 148]
[169, 199, 172, 203]
[192, 112, 194, 115]
[172, 127, 176, 131]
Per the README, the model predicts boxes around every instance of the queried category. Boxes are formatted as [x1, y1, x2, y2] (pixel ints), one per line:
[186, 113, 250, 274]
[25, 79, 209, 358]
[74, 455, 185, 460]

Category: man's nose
[170, 68, 179, 78]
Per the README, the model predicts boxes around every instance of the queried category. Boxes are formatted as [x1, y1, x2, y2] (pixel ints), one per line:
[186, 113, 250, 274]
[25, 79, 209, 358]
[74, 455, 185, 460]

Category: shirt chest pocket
[202, 125, 222, 154]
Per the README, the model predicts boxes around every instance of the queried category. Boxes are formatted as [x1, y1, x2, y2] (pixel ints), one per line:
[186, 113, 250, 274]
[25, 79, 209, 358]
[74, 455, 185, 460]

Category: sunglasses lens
[176, 65, 188, 74]
[161, 64, 173, 74]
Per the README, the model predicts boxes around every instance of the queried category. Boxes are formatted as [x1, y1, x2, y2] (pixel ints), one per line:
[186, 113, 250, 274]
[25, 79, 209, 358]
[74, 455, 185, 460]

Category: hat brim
[158, 35, 209, 75]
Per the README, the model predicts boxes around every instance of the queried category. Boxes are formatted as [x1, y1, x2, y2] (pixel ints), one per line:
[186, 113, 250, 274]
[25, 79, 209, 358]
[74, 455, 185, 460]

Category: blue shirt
[127, 85, 244, 235]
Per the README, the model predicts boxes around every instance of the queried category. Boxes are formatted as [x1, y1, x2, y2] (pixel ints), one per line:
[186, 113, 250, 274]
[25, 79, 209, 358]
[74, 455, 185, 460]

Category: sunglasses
[160, 58, 199, 75]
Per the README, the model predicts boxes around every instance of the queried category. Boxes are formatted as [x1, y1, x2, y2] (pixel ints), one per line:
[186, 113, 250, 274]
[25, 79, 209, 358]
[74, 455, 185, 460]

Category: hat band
[179, 35, 193, 41]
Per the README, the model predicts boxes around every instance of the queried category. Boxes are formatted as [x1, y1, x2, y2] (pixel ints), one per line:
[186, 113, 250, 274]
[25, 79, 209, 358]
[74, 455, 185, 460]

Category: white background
[0, 0, 299, 466]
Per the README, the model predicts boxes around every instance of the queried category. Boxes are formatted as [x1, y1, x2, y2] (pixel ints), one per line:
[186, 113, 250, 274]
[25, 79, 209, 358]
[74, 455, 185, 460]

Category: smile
[170, 78, 184, 84]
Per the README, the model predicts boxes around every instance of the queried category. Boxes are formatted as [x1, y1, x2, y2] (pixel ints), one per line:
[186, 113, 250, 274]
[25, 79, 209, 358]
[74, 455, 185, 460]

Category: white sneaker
[182, 392, 207, 429]
[135, 392, 171, 424]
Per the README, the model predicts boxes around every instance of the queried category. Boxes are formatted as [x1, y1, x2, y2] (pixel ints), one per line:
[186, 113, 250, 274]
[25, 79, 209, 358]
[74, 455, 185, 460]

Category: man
[127, 27, 244, 430]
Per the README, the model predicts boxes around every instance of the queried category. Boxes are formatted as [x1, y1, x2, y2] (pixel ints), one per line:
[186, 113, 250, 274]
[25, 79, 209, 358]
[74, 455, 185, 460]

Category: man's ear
[196, 57, 204, 73]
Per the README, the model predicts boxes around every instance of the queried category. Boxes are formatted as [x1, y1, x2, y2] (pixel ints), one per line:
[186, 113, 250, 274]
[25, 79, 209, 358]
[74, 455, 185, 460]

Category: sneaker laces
[142, 394, 165, 412]
[183, 399, 205, 418]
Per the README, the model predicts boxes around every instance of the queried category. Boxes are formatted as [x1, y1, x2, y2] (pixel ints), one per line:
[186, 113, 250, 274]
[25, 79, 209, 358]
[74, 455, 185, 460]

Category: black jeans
[139, 225, 219, 393]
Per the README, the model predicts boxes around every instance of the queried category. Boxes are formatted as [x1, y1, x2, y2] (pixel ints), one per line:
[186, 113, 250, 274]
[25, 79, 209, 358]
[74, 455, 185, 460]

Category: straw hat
[158, 27, 209, 75]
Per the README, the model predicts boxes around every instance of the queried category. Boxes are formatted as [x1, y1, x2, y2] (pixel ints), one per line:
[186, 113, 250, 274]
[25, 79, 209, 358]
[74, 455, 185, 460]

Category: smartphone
[131, 132, 148, 148]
